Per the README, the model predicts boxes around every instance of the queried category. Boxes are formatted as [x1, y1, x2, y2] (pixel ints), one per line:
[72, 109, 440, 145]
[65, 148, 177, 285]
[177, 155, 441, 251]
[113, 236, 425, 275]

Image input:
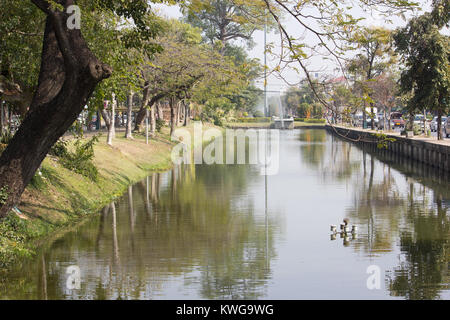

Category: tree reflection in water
[328, 135, 450, 300]
[0, 163, 279, 300]
[1, 129, 448, 300]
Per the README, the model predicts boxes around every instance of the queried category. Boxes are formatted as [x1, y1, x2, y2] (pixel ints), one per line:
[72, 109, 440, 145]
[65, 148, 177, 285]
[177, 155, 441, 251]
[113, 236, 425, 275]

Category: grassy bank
[0, 124, 216, 270]
[293, 122, 325, 128]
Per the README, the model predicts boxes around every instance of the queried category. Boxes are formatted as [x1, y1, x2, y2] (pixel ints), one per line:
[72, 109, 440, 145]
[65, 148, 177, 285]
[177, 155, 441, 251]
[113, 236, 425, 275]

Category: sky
[152, 1, 436, 93]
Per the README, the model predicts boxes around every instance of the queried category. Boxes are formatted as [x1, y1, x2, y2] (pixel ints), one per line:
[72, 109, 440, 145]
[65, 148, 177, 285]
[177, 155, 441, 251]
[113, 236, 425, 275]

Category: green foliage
[0, 186, 8, 206]
[305, 119, 326, 124]
[413, 123, 422, 136]
[373, 133, 396, 149]
[49, 139, 69, 158]
[393, 11, 449, 120]
[294, 118, 325, 124]
[252, 110, 264, 117]
[283, 83, 325, 119]
[212, 115, 224, 126]
[0, 213, 33, 269]
[29, 170, 45, 191]
[156, 118, 165, 132]
[182, 0, 273, 48]
[50, 136, 99, 182]
[298, 103, 311, 118]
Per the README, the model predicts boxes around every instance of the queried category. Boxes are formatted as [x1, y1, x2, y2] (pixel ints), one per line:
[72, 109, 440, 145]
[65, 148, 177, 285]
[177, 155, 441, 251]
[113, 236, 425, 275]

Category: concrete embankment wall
[326, 125, 450, 173]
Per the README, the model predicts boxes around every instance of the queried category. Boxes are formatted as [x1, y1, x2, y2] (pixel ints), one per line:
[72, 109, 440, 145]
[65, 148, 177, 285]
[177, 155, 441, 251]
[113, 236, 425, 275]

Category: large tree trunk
[0, 2, 111, 218]
[184, 101, 190, 126]
[125, 91, 133, 139]
[157, 102, 164, 121]
[134, 92, 165, 132]
[155, 102, 159, 120]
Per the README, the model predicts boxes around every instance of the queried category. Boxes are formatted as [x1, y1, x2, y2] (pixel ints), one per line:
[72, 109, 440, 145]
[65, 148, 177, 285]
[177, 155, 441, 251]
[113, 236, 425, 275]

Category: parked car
[390, 112, 405, 129]
[444, 118, 450, 138]
[430, 116, 447, 132]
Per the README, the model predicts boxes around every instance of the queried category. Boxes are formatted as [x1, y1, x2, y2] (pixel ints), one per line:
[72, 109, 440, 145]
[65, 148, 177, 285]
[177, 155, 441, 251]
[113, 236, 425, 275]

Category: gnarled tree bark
[0, 0, 111, 218]
[134, 92, 166, 133]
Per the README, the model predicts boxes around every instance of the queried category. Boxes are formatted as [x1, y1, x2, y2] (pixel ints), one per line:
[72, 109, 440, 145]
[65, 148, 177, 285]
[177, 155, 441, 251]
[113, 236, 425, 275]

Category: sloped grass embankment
[0, 131, 178, 270]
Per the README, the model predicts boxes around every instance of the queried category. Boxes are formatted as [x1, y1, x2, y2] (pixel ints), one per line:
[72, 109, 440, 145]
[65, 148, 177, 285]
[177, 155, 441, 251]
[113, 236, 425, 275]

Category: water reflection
[325, 133, 450, 300]
[0, 163, 279, 300]
[0, 129, 448, 300]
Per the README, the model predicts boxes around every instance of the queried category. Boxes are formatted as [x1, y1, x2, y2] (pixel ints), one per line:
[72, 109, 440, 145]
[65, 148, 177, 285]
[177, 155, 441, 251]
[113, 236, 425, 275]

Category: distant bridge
[273, 117, 294, 130]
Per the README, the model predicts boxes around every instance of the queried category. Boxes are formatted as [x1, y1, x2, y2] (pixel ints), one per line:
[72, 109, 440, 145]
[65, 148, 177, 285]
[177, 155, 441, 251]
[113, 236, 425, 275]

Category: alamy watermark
[66, 265, 81, 290]
[366, 265, 381, 290]
[171, 122, 280, 176]
[66, 5, 81, 30]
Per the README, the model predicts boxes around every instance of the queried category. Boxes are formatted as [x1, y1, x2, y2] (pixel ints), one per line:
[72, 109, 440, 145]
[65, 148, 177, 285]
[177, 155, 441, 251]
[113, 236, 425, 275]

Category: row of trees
[0, 0, 447, 218]
[0, 0, 271, 217]
[263, 0, 448, 136]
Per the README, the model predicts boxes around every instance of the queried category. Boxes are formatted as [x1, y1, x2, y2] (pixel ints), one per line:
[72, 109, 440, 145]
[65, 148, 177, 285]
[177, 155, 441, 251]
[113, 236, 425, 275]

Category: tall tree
[394, 7, 450, 139]
[260, 0, 418, 122]
[347, 27, 395, 129]
[0, 0, 168, 218]
[182, 0, 271, 52]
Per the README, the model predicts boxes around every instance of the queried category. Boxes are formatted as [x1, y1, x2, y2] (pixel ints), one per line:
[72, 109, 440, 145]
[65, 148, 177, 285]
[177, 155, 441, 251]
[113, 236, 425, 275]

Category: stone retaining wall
[326, 125, 450, 172]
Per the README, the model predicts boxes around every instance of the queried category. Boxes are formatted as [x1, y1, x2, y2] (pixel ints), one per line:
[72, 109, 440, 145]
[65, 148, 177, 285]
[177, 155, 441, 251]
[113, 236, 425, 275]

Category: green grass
[294, 121, 326, 128]
[0, 123, 223, 271]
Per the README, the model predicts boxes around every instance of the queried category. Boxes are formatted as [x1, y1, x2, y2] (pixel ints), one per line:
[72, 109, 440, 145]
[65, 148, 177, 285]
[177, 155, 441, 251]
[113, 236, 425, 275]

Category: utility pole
[264, 11, 268, 117]
[264, 9, 269, 272]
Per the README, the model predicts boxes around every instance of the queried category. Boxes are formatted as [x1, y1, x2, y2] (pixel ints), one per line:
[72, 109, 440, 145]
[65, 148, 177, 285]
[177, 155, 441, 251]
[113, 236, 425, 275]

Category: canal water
[1, 129, 449, 299]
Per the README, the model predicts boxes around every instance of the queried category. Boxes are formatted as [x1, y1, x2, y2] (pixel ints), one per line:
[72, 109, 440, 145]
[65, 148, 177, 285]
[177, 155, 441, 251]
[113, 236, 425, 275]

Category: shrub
[253, 110, 264, 118]
[236, 117, 271, 123]
[0, 186, 8, 206]
[373, 133, 396, 150]
[413, 124, 422, 135]
[294, 118, 305, 122]
[156, 118, 165, 132]
[213, 115, 224, 127]
[49, 139, 69, 158]
[50, 136, 99, 181]
[304, 119, 326, 124]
